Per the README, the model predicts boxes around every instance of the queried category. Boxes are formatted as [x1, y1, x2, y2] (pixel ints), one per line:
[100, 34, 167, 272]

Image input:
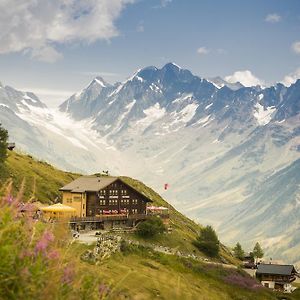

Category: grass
[0, 151, 80, 203]
[1, 152, 238, 264]
[3, 151, 299, 299]
[70, 242, 279, 300]
[121, 176, 240, 264]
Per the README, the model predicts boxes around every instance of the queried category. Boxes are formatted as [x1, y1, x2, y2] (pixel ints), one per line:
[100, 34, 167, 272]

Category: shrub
[136, 217, 166, 238]
[193, 225, 220, 257]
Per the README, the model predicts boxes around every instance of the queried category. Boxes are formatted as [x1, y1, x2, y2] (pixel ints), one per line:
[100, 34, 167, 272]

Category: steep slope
[2, 151, 296, 299]
[1, 151, 238, 264]
[0, 83, 137, 174]
[0, 151, 80, 202]
[219, 158, 300, 265]
[59, 63, 300, 264]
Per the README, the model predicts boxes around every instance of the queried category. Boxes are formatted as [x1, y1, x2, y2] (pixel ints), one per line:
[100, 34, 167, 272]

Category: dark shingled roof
[256, 264, 297, 276]
[60, 176, 118, 193]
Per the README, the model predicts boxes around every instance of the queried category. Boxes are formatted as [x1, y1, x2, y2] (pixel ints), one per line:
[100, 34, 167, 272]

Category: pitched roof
[60, 176, 118, 193]
[59, 176, 153, 202]
[256, 264, 297, 276]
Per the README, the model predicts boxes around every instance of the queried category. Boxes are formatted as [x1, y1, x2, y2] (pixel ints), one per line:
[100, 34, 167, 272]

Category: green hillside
[0, 151, 234, 262]
[0, 151, 80, 202]
[1, 151, 299, 299]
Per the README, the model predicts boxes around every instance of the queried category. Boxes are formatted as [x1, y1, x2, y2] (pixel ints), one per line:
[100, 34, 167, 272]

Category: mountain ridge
[0, 63, 299, 265]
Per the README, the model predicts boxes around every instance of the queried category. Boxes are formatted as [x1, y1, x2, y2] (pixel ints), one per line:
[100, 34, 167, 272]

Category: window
[66, 198, 72, 203]
[132, 199, 138, 205]
[99, 199, 106, 205]
[109, 199, 118, 205]
[121, 199, 129, 205]
[132, 208, 138, 214]
[83, 204, 85, 209]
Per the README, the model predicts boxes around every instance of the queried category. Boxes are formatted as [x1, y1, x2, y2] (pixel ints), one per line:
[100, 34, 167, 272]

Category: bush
[193, 225, 220, 257]
[136, 217, 166, 238]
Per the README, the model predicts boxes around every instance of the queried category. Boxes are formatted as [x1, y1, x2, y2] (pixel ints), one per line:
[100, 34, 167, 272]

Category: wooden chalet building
[60, 176, 155, 229]
[256, 264, 299, 293]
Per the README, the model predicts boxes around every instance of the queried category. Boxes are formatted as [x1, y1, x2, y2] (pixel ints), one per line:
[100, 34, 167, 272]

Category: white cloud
[265, 13, 281, 23]
[225, 70, 263, 87]
[291, 41, 300, 54]
[27, 46, 63, 63]
[281, 68, 300, 87]
[0, 0, 135, 62]
[197, 47, 209, 55]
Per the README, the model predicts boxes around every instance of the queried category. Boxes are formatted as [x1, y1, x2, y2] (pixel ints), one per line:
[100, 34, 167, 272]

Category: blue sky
[0, 0, 299, 106]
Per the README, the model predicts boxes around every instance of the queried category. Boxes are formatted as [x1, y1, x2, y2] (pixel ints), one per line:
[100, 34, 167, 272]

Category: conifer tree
[233, 242, 245, 260]
[253, 242, 264, 262]
[194, 225, 220, 257]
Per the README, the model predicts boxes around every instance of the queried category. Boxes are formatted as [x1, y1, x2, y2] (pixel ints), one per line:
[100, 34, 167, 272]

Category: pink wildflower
[35, 231, 54, 254]
[47, 250, 60, 260]
[19, 249, 33, 259]
[20, 267, 30, 278]
[61, 265, 75, 285]
[98, 283, 110, 298]
[6, 195, 14, 204]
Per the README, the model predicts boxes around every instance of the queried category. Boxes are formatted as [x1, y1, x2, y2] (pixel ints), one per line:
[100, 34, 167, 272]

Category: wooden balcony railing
[69, 213, 170, 223]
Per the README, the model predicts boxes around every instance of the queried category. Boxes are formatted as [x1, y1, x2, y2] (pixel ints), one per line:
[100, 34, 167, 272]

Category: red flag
[164, 183, 169, 190]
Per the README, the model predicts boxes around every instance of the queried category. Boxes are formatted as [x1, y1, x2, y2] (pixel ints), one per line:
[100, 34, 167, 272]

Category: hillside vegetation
[0, 151, 235, 262]
[1, 150, 299, 299]
[0, 151, 80, 202]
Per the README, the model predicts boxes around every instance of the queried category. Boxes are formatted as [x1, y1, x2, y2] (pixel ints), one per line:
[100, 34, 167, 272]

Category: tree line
[233, 241, 264, 262]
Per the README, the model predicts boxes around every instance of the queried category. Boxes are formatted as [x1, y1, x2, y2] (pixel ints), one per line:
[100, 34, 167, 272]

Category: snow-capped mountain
[0, 82, 138, 174]
[1, 63, 299, 264]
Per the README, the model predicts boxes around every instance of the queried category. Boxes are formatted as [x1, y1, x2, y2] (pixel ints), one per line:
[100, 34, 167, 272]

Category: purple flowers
[6, 195, 14, 204]
[62, 264, 75, 285]
[224, 273, 262, 290]
[47, 249, 60, 260]
[35, 231, 54, 254]
[98, 283, 110, 298]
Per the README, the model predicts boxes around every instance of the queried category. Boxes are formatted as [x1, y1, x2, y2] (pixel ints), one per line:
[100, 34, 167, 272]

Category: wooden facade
[256, 264, 298, 293]
[60, 176, 153, 229]
[85, 179, 148, 217]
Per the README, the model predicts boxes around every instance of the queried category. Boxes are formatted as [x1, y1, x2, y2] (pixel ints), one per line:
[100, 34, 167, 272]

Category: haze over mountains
[0, 63, 299, 264]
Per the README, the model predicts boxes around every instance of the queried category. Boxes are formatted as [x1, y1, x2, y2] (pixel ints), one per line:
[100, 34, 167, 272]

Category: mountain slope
[1, 150, 291, 299]
[1, 63, 299, 265]
[0, 150, 232, 261]
[0, 151, 80, 202]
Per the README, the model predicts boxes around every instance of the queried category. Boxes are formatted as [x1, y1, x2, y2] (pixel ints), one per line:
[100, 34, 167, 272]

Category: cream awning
[40, 203, 76, 213]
